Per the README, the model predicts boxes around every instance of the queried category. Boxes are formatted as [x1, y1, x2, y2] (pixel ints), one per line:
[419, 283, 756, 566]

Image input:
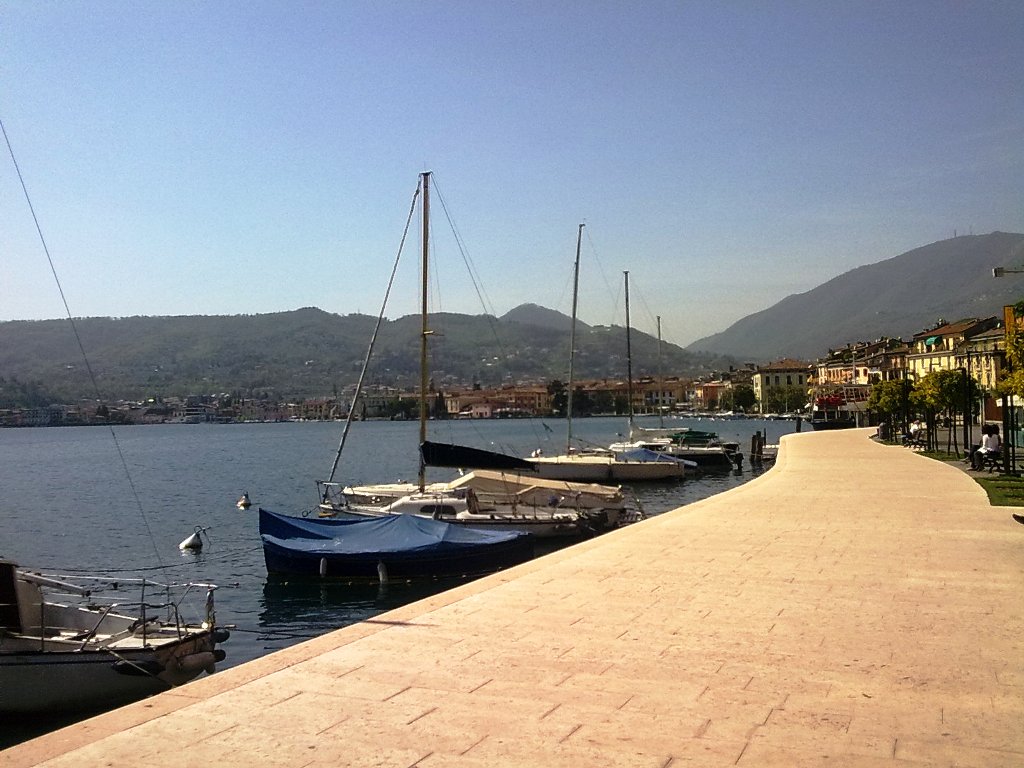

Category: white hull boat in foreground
[0, 560, 229, 715]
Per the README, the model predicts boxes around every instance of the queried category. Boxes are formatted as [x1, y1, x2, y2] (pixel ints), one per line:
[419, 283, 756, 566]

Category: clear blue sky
[2, 1, 1022, 346]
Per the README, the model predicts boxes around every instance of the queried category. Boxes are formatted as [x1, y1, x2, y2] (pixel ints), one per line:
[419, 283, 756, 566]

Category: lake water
[0, 415, 796, 746]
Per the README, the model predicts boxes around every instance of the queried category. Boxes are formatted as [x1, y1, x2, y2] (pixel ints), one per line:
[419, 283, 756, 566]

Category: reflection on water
[258, 574, 470, 639]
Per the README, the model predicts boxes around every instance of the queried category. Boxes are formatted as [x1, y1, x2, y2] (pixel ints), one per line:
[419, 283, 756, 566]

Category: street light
[993, 266, 1024, 278]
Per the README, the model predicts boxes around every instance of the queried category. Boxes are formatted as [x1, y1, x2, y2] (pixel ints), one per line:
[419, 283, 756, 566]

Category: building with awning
[907, 317, 1000, 380]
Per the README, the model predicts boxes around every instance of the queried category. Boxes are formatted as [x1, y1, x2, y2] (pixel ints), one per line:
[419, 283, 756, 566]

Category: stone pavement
[4, 428, 1023, 767]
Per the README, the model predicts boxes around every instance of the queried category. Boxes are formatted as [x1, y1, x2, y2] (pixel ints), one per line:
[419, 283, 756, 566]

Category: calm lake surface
[1, 415, 796, 746]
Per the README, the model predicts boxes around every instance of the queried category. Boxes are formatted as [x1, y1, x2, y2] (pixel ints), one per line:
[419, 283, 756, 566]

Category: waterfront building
[751, 359, 812, 414]
[906, 317, 999, 380]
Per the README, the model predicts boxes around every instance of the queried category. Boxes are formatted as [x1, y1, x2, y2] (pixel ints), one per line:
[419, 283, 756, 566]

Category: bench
[980, 452, 1002, 473]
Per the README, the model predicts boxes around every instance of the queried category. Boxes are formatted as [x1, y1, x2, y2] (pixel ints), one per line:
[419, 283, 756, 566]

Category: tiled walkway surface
[5, 429, 1023, 767]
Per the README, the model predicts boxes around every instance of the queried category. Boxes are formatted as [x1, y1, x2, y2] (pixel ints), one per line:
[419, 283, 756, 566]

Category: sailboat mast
[657, 315, 664, 427]
[418, 171, 431, 492]
[566, 223, 583, 451]
[624, 270, 634, 425]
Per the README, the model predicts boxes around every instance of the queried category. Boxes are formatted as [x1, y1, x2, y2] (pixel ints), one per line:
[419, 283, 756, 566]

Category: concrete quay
[4, 428, 1023, 767]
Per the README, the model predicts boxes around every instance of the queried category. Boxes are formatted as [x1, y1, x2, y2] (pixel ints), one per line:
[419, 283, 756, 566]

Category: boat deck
[4, 428, 1023, 766]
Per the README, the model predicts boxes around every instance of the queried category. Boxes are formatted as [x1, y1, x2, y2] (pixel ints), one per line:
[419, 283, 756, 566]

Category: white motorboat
[0, 560, 229, 715]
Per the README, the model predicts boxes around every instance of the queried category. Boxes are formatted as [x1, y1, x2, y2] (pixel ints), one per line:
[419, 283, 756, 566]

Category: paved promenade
[5, 429, 1023, 767]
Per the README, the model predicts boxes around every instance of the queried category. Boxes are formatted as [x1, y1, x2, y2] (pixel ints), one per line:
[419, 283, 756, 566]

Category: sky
[1, 1, 1022, 347]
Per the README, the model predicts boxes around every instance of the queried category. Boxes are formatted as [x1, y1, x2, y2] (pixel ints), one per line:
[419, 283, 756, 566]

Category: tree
[591, 390, 614, 414]
[867, 379, 912, 438]
[732, 384, 756, 412]
[547, 380, 567, 417]
[570, 386, 593, 417]
[913, 369, 980, 455]
[997, 300, 1024, 400]
[760, 384, 805, 414]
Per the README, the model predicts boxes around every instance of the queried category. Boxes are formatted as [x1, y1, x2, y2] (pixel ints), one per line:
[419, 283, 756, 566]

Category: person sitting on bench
[972, 425, 1001, 470]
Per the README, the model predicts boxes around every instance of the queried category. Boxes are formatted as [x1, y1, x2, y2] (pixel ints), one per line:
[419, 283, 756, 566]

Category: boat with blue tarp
[259, 508, 535, 581]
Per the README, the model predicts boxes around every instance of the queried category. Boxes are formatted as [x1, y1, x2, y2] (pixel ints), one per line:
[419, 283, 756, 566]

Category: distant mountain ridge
[687, 232, 1024, 360]
[6, 232, 1023, 407]
[0, 306, 729, 406]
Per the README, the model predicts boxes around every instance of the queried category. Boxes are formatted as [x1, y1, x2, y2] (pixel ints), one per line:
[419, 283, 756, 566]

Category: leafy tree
[591, 390, 614, 414]
[867, 379, 913, 438]
[913, 369, 979, 454]
[570, 386, 593, 417]
[997, 300, 1024, 399]
[760, 384, 804, 414]
[547, 380, 567, 416]
[732, 384, 757, 412]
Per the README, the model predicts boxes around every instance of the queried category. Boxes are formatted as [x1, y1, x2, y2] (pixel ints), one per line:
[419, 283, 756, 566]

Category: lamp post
[991, 265, 1021, 474]
[993, 267, 1024, 278]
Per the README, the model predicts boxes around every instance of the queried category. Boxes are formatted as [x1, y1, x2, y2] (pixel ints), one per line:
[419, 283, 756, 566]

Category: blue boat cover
[259, 508, 528, 555]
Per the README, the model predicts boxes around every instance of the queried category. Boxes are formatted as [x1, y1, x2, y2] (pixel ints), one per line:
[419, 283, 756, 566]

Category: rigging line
[627, 279, 661, 337]
[0, 115, 164, 566]
[430, 177, 498, 318]
[582, 224, 623, 320]
[430, 177, 533, 441]
[325, 179, 420, 485]
[431, 178, 511, 360]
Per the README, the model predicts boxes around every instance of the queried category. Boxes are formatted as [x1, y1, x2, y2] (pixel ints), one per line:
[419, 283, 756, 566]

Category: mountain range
[0, 307, 731, 406]
[3, 231, 1023, 407]
[686, 231, 1024, 360]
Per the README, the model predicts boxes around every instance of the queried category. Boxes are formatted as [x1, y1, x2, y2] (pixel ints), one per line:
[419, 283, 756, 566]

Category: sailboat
[1, 561, 228, 714]
[603, 275, 741, 471]
[0, 117, 228, 715]
[527, 254, 694, 483]
[314, 174, 623, 537]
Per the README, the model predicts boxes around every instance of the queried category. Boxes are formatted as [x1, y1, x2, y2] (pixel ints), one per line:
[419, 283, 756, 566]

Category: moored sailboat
[529, 262, 692, 482]
[0, 117, 229, 717]
[314, 175, 623, 537]
[0, 560, 227, 715]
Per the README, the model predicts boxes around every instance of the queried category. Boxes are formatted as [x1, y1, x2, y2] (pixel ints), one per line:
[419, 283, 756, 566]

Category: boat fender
[179, 525, 210, 551]
[377, 561, 388, 584]
[112, 659, 164, 677]
[212, 627, 231, 643]
[319, 557, 327, 578]
[206, 649, 228, 675]
[175, 651, 218, 675]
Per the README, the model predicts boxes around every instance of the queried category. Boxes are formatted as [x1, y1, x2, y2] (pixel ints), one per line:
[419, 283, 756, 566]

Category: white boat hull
[0, 633, 218, 714]
[336, 491, 614, 538]
[529, 456, 686, 482]
[0, 562, 228, 715]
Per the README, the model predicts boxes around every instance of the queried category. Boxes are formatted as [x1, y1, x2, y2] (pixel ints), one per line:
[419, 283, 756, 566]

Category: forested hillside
[0, 306, 732, 406]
